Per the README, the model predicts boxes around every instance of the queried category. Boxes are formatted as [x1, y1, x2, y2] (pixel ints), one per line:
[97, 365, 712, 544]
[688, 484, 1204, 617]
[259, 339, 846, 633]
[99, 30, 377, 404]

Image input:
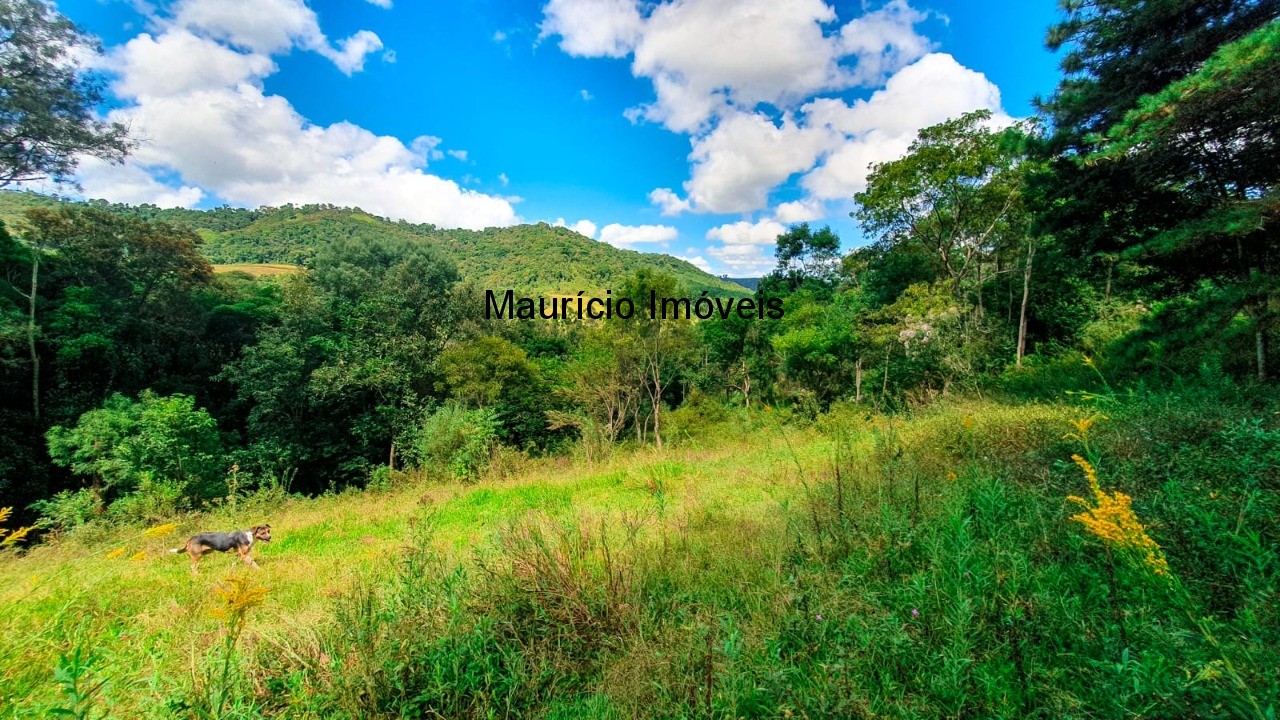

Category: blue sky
[54, 0, 1062, 276]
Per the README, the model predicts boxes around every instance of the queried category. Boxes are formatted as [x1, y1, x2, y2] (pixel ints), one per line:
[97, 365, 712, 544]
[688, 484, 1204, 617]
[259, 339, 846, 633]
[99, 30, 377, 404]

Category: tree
[45, 391, 223, 508]
[619, 268, 694, 450]
[696, 309, 776, 408]
[309, 235, 461, 463]
[1088, 23, 1280, 379]
[771, 288, 871, 407]
[1039, 0, 1277, 148]
[1038, 0, 1280, 380]
[0, 0, 131, 186]
[854, 110, 1027, 305]
[222, 235, 462, 483]
[552, 324, 642, 461]
[772, 223, 841, 290]
[16, 207, 213, 416]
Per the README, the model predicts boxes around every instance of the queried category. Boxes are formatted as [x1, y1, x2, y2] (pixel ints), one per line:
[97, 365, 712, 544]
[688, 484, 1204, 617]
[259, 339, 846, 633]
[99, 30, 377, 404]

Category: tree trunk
[1103, 259, 1113, 303]
[882, 345, 891, 397]
[652, 395, 662, 450]
[855, 356, 863, 403]
[27, 247, 39, 419]
[1257, 327, 1267, 382]
[976, 261, 984, 318]
[1016, 238, 1035, 367]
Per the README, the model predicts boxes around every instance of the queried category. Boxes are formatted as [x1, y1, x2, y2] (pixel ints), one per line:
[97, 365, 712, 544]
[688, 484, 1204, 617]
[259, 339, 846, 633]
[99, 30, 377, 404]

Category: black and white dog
[171, 525, 272, 573]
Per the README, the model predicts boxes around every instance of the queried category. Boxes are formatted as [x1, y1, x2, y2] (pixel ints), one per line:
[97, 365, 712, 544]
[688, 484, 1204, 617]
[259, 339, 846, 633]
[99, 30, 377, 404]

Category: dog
[171, 525, 272, 573]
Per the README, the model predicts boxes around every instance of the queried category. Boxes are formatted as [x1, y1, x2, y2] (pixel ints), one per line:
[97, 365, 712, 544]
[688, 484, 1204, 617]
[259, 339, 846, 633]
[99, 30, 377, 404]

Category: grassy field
[3, 395, 1278, 718]
[0, 413, 829, 717]
[211, 263, 302, 277]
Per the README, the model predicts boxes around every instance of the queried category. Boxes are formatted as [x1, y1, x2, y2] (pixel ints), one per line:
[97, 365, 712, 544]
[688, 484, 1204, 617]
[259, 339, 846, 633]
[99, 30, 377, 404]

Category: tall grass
[1, 389, 1277, 718]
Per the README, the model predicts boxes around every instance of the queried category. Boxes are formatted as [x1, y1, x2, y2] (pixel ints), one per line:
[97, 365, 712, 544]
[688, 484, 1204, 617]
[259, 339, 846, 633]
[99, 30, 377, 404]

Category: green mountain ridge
[0, 191, 749, 296]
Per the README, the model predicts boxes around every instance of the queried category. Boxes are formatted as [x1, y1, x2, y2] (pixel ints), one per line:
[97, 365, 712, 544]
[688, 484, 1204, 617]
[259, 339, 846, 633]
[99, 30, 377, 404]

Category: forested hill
[0, 192, 748, 296]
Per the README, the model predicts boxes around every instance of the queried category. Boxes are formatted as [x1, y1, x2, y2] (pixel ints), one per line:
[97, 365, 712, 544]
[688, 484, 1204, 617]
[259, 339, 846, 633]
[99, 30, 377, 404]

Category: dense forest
[0, 192, 748, 297]
[2, 0, 1279, 718]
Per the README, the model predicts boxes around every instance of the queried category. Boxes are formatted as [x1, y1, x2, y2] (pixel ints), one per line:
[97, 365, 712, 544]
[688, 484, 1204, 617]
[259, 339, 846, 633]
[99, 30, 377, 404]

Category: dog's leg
[187, 546, 201, 575]
[239, 546, 260, 569]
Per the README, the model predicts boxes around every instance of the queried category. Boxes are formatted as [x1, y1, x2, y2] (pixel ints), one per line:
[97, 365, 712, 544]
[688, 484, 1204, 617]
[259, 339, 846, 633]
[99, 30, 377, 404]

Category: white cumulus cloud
[650, 52, 1009, 217]
[648, 187, 690, 216]
[598, 223, 678, 246]
[801, 52, 1009, 199]
[553, 218, 599, 238]
[675, 254, 712, 272]
[704, 218, 786, 275]
[73, 0, 517, 230]
[680, 110, 829, 214]
[544, 0, 1011, 246]
[169, 0, 384, 75]
[774, 199, 825, 223]
[540, 0, 643, 58]
[77, 157, 205, 208]
[543, 0, 935, 134]
[707, 219, 786, 246]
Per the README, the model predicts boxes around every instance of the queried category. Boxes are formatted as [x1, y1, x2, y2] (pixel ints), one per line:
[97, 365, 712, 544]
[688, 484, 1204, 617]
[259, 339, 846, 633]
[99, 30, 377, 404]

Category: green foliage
[1040, 0, 1276, 144]
[1037, 0, 1280, 380]
[409, 404, 500, 482]
[3, 1, 1280, 716]
[771, 288, 869, 406]
[28, 487, 100, 532]
[854, 110, 1028, 296]
[48, 648, 107, 720]
[43, 391, 223, 523]
[0, 0, 131, 186]
[771, 223, 841, 289]
[439, 336, 537, 408]
[0, 196, 748, 297]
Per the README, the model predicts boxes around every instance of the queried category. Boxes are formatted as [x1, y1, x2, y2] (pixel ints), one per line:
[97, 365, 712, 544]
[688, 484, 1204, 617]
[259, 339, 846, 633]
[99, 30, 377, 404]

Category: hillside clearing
[212, 263, 302, 277]
[0, 422, 829, 716]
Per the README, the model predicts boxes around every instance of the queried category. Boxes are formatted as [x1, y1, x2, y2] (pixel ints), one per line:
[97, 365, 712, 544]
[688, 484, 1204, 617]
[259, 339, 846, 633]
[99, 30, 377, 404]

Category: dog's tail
[169, 547, 183, 554]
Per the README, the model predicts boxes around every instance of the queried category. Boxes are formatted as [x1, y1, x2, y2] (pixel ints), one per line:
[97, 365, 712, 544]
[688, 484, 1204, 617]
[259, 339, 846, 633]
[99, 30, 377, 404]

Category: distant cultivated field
[212, 263, 301, 276]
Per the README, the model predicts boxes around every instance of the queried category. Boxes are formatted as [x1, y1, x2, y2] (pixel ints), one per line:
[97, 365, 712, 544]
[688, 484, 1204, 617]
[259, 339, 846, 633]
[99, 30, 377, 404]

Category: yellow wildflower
[946, 471, 958, 481]
[129, 551, 147, 561]
[212, 575, 270, 621]
[1, 525, 33, 548]
[1067, 454, 1170, 578]
[143, 523, 178, 538]
[1065, 414, 1108, 445]
[106, 546, 127, 559]
[1, 506, 34, 549]
[961, 415, 974, 429]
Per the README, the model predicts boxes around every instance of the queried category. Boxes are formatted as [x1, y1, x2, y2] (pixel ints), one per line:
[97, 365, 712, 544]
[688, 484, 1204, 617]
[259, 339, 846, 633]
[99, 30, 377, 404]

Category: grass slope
[0, 192, 748, 296]
[212, 263, 301, 277]
[5, 394, 1278, 718]
[0, 419, 824, 717]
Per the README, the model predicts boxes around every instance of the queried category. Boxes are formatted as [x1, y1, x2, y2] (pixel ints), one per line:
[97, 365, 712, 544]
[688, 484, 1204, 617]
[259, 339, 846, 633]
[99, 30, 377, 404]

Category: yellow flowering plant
[1060, 420, 1264, 717]
[143, 522, 178, 538]
[0, 507, 35, 550]
[1066, 454, 1170, 579]
[201, 574, 270, 718]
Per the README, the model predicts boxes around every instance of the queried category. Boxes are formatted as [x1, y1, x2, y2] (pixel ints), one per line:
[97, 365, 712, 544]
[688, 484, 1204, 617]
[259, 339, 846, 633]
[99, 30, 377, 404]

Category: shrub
[28, 488, 101, 532]
[408, 404, 500, 481]
[42, 391, 225, 526]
